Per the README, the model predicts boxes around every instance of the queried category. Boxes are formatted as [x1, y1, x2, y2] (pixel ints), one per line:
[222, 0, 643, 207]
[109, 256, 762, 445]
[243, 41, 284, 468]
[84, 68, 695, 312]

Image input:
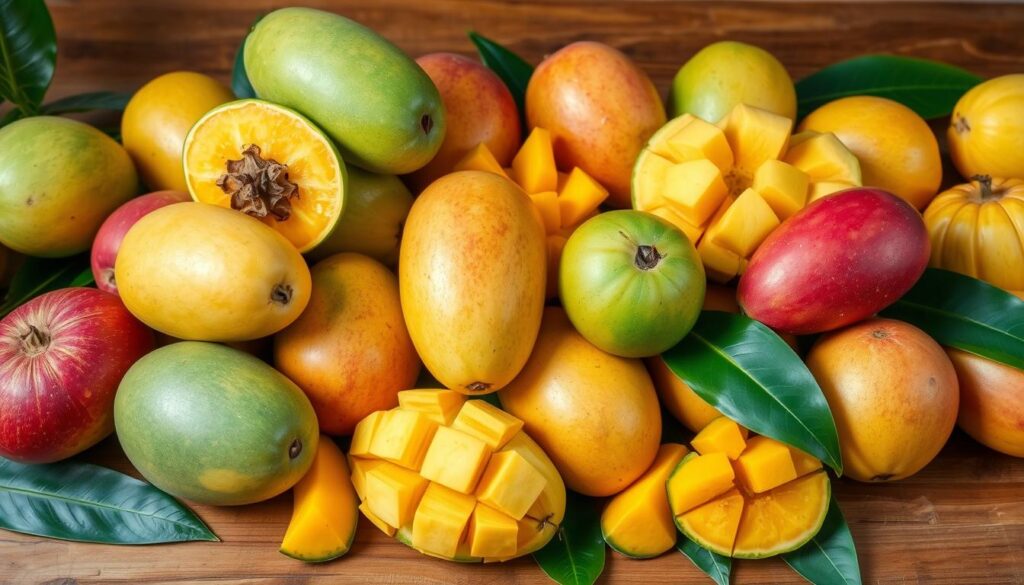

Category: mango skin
[400, 171, 546, 394]
[245, 7, 445, 174]
[738, 188, 929, 335]
[499, 308, 662, 497]
[948, 348, 1024, 458]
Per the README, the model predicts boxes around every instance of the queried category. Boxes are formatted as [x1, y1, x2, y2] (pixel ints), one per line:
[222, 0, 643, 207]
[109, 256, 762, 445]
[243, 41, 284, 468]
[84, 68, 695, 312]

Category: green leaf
[231, 15, 263, 99]
[533, 493, 605, 585]
[783, 495, 862, 585]
[0, 457, 217, 544]
[662, 311, 843, 474]
[469, 31, 532, 129]
[796, 55, 982, 120]
[0, 254, 94, 318]
[41, 91, 131, 115]
[880, 268, 1024, 370]
[676, 535, 731, 585]
[0, 0, 56, 117]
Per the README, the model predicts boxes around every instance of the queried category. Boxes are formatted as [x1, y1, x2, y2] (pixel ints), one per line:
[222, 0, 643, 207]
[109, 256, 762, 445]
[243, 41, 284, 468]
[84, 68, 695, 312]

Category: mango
[244, 7, 445, 174]
[948, 348, 1024, 458]
[399, 171, 546, 394]
[691, 417, 748, 460]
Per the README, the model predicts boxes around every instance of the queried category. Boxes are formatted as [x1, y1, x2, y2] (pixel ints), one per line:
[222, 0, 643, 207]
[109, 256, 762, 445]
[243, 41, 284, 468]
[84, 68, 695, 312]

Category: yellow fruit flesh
[469, 504, 519, 558]
[454, 143, 510, 179]
[691, 417, 747, 460]
[667, 452, 736, 515]
[364, 462, 429, 528]
[412, 482, 478, 558]
[368, 409, 438, 470]
[529, 191, 562, 233]
[558, 167, 610, 226]
[476, 451, 548, 520]
[678, 489, 745, 556]
[734, 436, 798, 494]
[397, 389, 467, 426]
[419, 426, 491, 494]
[512, 128, 558, 194]
[451, 400, 524, 450]
[733, 472, 830, 558]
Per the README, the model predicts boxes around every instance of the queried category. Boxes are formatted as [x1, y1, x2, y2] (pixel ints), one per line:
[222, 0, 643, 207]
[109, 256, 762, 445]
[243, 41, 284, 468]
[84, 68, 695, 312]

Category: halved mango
[676, 489, 745, 557]
[469, 504, 519, 558]
[512, 128, 558, 194]
[183, 99, 346, 253]
[691, 417, 747, 460]
[733, 472, 830, 558]
[454, 143, 509, 179]
[360, 500, 396, 537]
[397, 389, 466, 426]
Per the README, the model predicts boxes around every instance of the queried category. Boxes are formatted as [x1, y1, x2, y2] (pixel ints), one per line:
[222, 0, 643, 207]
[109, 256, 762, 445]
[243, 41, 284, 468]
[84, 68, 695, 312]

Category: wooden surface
[3, 0, 1024, 583]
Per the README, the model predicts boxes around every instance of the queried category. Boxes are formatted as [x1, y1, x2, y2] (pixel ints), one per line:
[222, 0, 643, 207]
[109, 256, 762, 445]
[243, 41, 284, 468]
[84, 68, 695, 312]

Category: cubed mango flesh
[360, 500, 397, 536]
[648, 206, 705, 245]
[734, 436, 798, 494]
[691, 417, 748, 460]
[719, 104, 792, 173]
[369, 409, 438, 471]
[349, 410, 386, 457]
[752, 159, 809, 220]
[476, 450, 547, 520]
[469, 504, 519, 558]
[412, 482, 477, 558]
[419, 426, 491, 494]
[454, 143, 510, 179]
[665, 159, 729, 226]
[708, 188, 780, 258]
[558, 167, 609, 227]
[677, 488, 745, 557]
[698, 237, 742, 284]
[451, 400, 524, 450]
[397, 389, 466, 426]
[349, 456, 386, 500]
[667, 452, 736, 515]
[782, 131, 862, 185]
[512, 127, 558, 194]
[364, 462, 429, 529]
[529, 191, 561, 234]
[788, 446, 824, 477]
[808, 181, 856, 203]
[664, 117, 734, 172]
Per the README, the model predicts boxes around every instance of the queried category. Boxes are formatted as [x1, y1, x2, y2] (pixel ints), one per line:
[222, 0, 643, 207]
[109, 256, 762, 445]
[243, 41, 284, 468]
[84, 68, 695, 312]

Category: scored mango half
[349, 390, 566, 562]
[666, 417, 829, 558]
[632, 103, 862, 283]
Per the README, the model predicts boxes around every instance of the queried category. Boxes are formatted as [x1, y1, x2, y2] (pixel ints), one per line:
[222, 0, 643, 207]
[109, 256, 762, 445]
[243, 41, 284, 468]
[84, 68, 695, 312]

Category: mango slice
[451, 400, 524, 450]
[412, 482, 477, 558]
[397, 389, 467, 426]
[350, 410, 386, 457]
[665, 159, 729, 226]
[476, 450, 547, 520]
[708, 188, 780, 257]
[349, 456, 385, 500]
[691, 417, 747, 460]
[667, 452, 736, 515]
[677, 489, 745, 556]
[734, 436, 798, 494]
[529, 191, 562, 234]
[752, 159, 809, 220]
[512, 128, 558, 194]
[359, 500, 396, 537]
[783, 131, 862, 184]
[558, 167, 609, 227]
[733, 472, 830, 558]
[454, 143, 509, 179]
[664, 117, 734, 172]
[469, 504, 519, 558]
[419, 426, 491, 494]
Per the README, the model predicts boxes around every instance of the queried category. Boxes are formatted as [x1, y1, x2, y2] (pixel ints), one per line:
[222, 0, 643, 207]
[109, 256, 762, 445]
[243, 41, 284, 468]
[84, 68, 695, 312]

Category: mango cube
[359, 500, 397, 537]
[667, 453, 736, 515]
[698, 236, 742, 284]
[512, 127, 558, 194]
[476, 450, 547, 520]
[632, 152, 673, 211]
[369, 409, 438, 470]
[808, 181, 855, 203]
[691, 417, 748, 460]
[708, 188, 780, 258]
[350, 456, 386, 500]
[451, 400, 524, 450]
[558, 167, 609, 227]
[752, 159, 809, 220]
[468, 504, 519, 558]
[454, 143, 509, 179]
[664, 159, 730, 226]
[734, 436, 798, 494]
[419, 426, 492, 494]
[648, 206, 705, 245]
[788, 446, 823, 477]
[350, 410, 386, 457]
[720, 104, 792, 173]
[412, 482, 477, 558]
[397, 389, 466, 426]
[364, 462, 429, 528]
[664, 117, 734, 172]
[783, 131, 862, 184]
[529, 191, 561, 234]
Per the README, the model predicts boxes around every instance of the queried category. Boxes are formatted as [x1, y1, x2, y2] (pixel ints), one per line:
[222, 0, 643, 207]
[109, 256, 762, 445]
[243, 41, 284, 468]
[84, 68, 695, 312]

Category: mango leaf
[41, 91, 131, 115]
[676, 535, 731, 585]
[783, 495, 862, 585]
[0, 457, 217, 544]
[232, 15, 263, 99]
[533, 493, 605, 585]
[468, 31, 532, 129]
[0, 255, 94, 318]
[796, 55, 981, 119]
[662, 311, 843, 474]
[0, 0, 56, 117]
[880, 268, 1024, 370]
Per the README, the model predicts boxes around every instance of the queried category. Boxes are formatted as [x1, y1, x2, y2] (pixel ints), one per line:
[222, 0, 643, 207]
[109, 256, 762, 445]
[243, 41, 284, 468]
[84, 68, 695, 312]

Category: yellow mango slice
[558, 167, 609, 227]
[719, 104, 793, 173]
[677, 489, 745, 557]
[397, 389, 467, 426]
[788, 446, 824, 477]
[512, 127, 558, 194]
[476, 450, 547, 520]
[350, 410, 386, 457]
[691, 417, 748, 460]
[369, 409, 438, 471]
[632, 151, 673, 212]
[734, 436, 798, 494]
[733, 472, 830, 558]
[698, 237, 742, 284]
[451, 400, 524, 450]
[665, 159, 730, 226]
[752, 159, 809, 220]
[412, 482, 477, 558]
[665, 117, 734, 172]
[529, 191, 561, 234]
[709, 188, 780, 258]
[808, 181, 856, 203]
[783, 131, 862, 185]
[469, 504, 519, 558]
[648, 114, 696, 161]
[454, 143, 510, 179]
[419, 426, 491, 494]
[667, 452, 736, 515]
[364, 461, 429, 529]
[359, 500, 396, 537]
[349, 456, 386, 500]
[648, 206, 705, 245]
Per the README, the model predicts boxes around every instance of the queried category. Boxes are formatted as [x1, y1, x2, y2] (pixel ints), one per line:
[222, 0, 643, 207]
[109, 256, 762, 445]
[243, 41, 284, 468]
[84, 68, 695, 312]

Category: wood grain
[4, 0, 1024, 583]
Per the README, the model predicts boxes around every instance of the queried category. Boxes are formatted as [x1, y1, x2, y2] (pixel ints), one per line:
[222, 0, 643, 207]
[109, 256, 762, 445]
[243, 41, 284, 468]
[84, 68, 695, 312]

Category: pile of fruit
[1, 4, 1023, 584]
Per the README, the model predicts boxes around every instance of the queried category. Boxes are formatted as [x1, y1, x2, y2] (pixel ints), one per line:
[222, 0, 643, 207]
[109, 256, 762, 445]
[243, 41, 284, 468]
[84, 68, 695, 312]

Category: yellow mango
[397, 389, 466, 426]
[558, 167, 609, 226]
[364, 461, 429, 528]
[412, 482, 477, 558]
[691, 417, 747, 460]
[469, 504, 519, 558]
[667, 452, 736, 515]
[368, 409, 438, 470]
[708, 188, 780, 257]
[454, 143, 510, 179]
[734, 436, 798, 494]
[476, 450, 547, 520]
[419, 426, 491, 494]
[752, 159, 809, 220]
[665, 159, 729, 226]
[677, 489, 745, 557]
[512, 127, 558, 194]
[451, 400, 524, 450]
[529, 191, 562, 234]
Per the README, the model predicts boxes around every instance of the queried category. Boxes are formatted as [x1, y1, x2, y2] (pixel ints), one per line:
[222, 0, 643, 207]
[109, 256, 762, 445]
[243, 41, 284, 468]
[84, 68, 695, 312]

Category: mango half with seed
[348, 390, 566, 562]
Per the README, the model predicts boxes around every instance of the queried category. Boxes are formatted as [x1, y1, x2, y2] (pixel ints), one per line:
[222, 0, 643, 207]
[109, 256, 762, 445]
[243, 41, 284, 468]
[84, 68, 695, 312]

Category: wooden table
[3, 1, 1023, 583]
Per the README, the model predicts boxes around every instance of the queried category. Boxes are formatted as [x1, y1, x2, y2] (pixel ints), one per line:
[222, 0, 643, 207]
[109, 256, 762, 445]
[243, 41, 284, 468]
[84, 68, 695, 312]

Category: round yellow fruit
[949, 74, 1024, 181]
[499, 307, 662, 497]
[800, 96, 941, 210]
[116, 202, 311, 341]
[122, 71, 234, 192]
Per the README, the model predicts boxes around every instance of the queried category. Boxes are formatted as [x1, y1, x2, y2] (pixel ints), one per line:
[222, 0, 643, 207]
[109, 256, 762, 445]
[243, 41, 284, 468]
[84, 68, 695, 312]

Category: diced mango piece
[664, 118, 734, 172]
[397, 390, 466, 426]
[420, 426, 492, 494]
[788, 446, 823, 477]
[698, 236, 742, 284]
[558, 167, 609, 227]
[411, 482, 477, 558]
[808, 181, 855, 203]
[667, 452, 736, 515]
[648, 206, 705, 245]
[512, 127, 557, 194]
[369, 409, 438, 471]
[350, 457, 386, 500]
[545, 234, 567, 299]
[529, 191, 561, 234]
[678, 489, 745, 556]
[350, 410, 386, 457]
[632, 152, 673, 212]
[752, 159, 809, 220]
[783, 131, 862, 184]
[720, 104, 792, 173]
[364, 462, 429, 529]
[360, 500, 397, 537]
[451, 400, 524, 450]
[734, 436, 798, 494]
[691, 417, 748, 460]
[708, 188, 780, 257]
[476, 450, 547, 520]
[664, 159, 730, 226]
[648, 114, 696, 162]
[454, 143, 510, 179]
[469, 504, 519, 558]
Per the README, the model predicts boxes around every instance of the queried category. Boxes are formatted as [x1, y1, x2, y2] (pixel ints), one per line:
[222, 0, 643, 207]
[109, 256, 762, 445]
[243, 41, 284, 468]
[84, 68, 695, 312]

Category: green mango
[244, 7, 445, 174]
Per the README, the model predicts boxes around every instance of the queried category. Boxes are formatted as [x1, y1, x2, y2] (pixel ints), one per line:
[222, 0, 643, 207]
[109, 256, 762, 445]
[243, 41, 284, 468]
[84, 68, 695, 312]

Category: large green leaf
[783, 495, 862, 585]
[796, 55, 982, 120]
[0, 457, 217, 544]
[533, 493, 605, 585]
[41, 90, 131, 115]
[880, 268, 1024, 370]
[468, 31, 532, 131]
[676, 535, 731, 585]
[0, 255, 94, 318]
[662, 311, 843, 474]
[0, 0, 56, 117]
[231, 15, 263, 99]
